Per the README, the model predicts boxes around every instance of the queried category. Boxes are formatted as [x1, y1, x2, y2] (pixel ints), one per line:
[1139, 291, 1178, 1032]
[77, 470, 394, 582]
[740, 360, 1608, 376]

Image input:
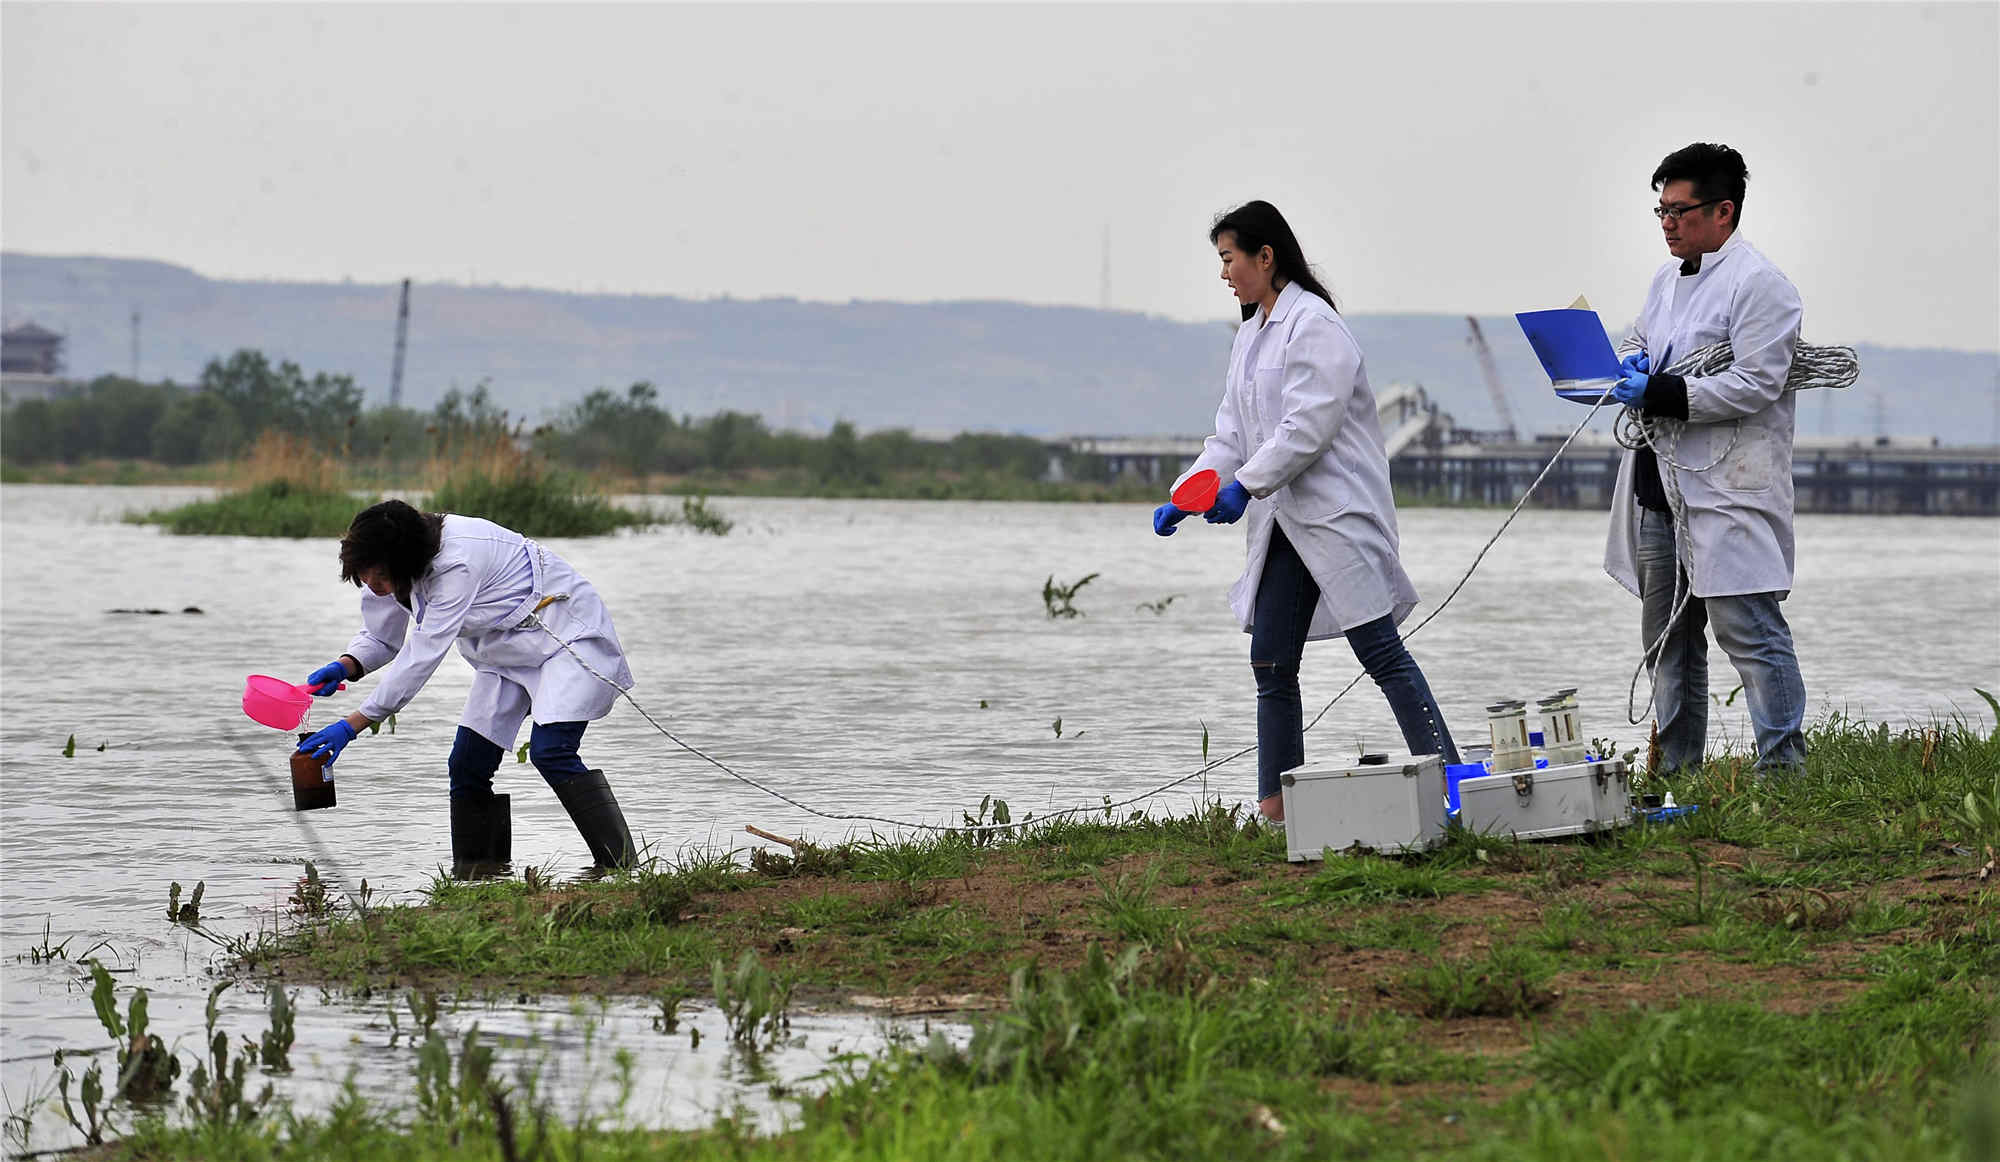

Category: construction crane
[1465, 316, 1518, 442]
[388, 279, 411, 408]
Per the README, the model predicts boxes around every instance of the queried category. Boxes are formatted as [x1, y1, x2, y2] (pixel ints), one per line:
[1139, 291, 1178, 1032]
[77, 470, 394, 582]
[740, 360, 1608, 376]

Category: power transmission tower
[1465, 317, 1519, 442]
[129, 306, 140, 380]
[388, 279, 411, 408]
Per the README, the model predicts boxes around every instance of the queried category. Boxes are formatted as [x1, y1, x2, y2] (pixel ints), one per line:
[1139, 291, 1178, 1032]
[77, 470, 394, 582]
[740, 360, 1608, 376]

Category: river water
[2, 485, 1996, 1153]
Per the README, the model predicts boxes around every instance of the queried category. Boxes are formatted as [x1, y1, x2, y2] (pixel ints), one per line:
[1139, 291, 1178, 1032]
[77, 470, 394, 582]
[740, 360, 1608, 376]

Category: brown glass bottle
[291, 732, 337, 811]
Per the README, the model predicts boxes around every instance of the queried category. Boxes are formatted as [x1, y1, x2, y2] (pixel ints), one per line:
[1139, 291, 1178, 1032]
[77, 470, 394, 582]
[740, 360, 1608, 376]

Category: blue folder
[1515, 308, 1622, 404]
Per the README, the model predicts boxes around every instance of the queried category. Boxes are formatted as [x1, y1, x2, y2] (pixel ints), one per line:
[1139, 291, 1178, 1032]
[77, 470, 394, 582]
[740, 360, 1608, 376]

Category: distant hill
[4, 252, 1994, 441]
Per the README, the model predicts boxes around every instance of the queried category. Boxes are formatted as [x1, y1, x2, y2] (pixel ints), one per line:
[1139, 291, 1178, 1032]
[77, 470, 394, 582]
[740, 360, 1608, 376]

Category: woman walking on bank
[295, 499, 638, 874]
[1154, 200, 1459, 820]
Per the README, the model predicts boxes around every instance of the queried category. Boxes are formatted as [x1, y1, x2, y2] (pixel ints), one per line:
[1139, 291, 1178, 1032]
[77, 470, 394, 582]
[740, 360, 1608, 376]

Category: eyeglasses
[1653, 198, 1726, 222]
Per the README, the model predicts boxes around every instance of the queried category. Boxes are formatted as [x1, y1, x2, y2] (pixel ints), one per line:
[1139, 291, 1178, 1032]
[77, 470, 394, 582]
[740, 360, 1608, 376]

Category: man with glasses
[1602, 142, 1809, 778]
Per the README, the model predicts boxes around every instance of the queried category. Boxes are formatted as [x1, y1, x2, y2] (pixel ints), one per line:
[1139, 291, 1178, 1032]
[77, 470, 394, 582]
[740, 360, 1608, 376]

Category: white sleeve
[1684, 269, 1802, 423]
[1615, 312, 1647, 358]
[1172, 387, 1247, 494]
[1232, 315, 1359, 497]
[344, 590, 410, 674]
[356, 562, 478, 723]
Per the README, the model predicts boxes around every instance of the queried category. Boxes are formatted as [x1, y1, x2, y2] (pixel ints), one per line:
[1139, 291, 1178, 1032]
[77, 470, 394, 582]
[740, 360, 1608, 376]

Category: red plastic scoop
[1172, 469, 1220, 513]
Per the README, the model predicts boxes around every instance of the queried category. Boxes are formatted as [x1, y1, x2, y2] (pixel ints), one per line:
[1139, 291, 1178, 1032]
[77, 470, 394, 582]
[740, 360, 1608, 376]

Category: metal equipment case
[1278, 753, 1449, 862]
[1456, 757, 1631, 841]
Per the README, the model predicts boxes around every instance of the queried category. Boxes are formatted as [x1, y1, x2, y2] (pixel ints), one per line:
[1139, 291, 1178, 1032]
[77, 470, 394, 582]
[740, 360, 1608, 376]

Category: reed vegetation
[126, 433, 368, 538]
[424, 432, 655, 538]
[126, 431, 658, 538]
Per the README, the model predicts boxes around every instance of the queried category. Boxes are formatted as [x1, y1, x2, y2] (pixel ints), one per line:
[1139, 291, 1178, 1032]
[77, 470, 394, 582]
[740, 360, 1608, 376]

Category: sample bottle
[291, 733, 337, 811]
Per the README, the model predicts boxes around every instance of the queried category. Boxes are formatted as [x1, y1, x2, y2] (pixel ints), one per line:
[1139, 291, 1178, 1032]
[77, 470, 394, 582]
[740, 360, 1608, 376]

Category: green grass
[1264, 853, 1492, 906]
[98, 929, 1995, 1160]
[1399, 942, 1558, 1018]
[1088, 867, 1188, 945]
[125, 479, 372, 537]
[49, 710, 2000, 1160]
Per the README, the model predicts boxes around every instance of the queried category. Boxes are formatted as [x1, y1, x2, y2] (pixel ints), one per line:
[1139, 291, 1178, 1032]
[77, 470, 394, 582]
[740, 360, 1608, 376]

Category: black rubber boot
[552, 770, 635, 869]
[449, 793, 512, 879]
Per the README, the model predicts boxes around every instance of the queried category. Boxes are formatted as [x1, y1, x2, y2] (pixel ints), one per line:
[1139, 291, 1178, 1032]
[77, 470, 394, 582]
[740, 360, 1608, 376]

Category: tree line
[2, 349, 1075, 487]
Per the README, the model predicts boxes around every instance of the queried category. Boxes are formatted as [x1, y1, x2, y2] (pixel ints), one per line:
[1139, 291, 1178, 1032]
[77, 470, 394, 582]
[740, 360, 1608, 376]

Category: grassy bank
[0, 458, 229, 486]
[54, 710, 1997, 1160]
[10, 457, 1514, 508]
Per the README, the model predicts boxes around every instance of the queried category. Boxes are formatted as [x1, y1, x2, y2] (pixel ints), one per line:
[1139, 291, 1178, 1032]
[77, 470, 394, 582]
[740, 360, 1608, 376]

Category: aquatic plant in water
[673, 492, 734, 536]
[1042, 572, 1098, 619]
[56, 961, 181, 1144]
[183, 982, 276, 1129]
[165, 881, 204, 926]
[711, 950, 793, 1050]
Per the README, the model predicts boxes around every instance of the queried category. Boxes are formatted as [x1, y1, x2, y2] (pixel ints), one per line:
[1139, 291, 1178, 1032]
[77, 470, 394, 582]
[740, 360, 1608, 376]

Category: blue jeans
[1636, 507, 1807, 772]
[447, 721, 592, 799]
[1251, 527, 1460, 802]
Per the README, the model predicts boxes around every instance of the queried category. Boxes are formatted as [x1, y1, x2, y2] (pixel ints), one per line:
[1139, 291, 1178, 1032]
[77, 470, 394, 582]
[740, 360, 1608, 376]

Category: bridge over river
[1048, 383, 2000, 516]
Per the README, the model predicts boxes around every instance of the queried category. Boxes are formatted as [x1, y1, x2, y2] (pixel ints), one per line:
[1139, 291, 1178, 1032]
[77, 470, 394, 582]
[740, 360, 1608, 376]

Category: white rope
[516, 330, 1856, 828]
[524, 387, 1626, 836]
[1615, 340, 1859, 726]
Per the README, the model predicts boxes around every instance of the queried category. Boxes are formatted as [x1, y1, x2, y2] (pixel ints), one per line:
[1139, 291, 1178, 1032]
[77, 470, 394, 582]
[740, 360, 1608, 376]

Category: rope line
[525, 386, 1627, 836]
[517, 337, 1857, 833]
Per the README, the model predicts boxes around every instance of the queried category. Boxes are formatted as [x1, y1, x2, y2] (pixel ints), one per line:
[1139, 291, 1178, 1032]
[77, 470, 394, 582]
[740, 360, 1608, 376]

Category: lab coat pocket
[1280, 467, 1349, 521]
[1714, 424, 1778, 493]
[1251, 364, 1287, 424]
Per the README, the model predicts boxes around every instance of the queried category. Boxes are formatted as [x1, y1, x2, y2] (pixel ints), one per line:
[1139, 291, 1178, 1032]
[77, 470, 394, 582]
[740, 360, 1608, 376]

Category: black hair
[1209, 201, 1340, 322]
[339, 499, 444, 606]
[1651, 142, 1749, 229]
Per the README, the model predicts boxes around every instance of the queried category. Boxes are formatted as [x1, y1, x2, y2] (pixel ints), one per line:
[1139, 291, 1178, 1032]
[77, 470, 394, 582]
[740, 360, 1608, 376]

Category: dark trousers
[447, 721, 591, 799]
[1251, 527, 1460, 802]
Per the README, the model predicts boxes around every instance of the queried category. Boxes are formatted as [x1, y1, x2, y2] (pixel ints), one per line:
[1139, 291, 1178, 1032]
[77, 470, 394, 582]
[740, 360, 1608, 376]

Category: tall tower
[388, 279, 411, 408]
[129, 306, 141, 380]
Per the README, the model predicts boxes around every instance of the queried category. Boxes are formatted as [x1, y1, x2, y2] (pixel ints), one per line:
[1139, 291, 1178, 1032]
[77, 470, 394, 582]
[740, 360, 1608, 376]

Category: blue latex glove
[1612, 365, 1650, 407]
[1205, 481, 1251, 524]
[305, 660, 350, 697]
[1619, 351, 1651, 377]
[1153, 503, 1190, 536]
[297, 720, 358, 766]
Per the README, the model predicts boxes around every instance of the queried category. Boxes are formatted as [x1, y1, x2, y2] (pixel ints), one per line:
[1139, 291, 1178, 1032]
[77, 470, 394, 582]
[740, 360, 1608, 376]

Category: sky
[3, 2, 1997, 352]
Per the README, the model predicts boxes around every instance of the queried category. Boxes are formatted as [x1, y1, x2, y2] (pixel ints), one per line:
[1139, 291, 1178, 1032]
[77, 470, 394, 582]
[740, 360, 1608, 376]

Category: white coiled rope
[1615, 340, 1860, 726]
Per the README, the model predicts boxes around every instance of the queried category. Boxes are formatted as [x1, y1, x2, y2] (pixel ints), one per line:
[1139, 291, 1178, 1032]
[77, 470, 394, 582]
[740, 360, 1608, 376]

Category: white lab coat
[344, 515, 634, 748]
[1604, 232, 1804, 599]
[1172, 281, 1419, 640]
